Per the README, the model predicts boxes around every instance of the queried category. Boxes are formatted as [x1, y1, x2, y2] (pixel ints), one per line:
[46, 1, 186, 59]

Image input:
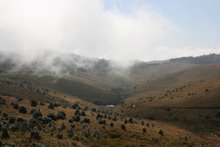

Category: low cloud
[0, 0, 179, 61]
[0, 0, 219, 65]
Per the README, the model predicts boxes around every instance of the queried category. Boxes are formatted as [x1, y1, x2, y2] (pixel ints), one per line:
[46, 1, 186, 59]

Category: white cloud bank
[0, 0, 219, 63]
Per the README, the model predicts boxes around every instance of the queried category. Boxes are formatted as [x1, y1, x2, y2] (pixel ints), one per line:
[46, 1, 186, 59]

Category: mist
[0, 0, 219, 75]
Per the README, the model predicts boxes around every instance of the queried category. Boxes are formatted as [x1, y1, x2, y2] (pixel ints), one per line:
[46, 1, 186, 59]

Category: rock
[19, 106, 27, 114]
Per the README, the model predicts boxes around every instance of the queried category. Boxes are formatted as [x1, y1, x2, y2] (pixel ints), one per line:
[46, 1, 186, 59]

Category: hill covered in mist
[0, 52, 220, 105]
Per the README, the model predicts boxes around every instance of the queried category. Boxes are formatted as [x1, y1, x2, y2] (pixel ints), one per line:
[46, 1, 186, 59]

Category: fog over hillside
[0, 0, 219, 63]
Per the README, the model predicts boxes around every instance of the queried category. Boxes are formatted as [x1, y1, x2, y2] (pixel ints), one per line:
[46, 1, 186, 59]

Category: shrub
[112, 116, 117, 121]
[215, 112, 220, 117]
[124, 119, 128, 124]
[31, 100, 38, 107]
[2, 128, 10, 139]
[13, 103, 19, 110]
[121, 124, 126, 130]
[142, 127, 147, 133]
[91, 108, 96, 112]
[72, 103, 82, 110]
[48, 103, 54, 109]
[32, 111, 43, 119]
[30, 129, 41, 140]
[0, 98, 6, 105]
[47, 113, 57, 121]
[72, 115, 80, 122]
[68, 119, 73, 123]
[110, 122, 114, 127]
[92, 130, 100, 140]
[146, 122, 150, 127]
[81, 117, 90, 124]
[98, 118, 106, 125]
[96, 113, 103, 119]
[19, 106, 27, 114]
[159, 129, 164, 136]
[56, 111, 66, 120]
[129, 118, 134, 123]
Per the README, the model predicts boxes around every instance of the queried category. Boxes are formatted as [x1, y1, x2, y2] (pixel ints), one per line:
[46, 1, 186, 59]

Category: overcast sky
[0, 0, 219, 62]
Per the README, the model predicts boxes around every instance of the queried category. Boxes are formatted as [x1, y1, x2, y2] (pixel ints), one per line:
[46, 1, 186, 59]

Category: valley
[0, 54, 220, 146]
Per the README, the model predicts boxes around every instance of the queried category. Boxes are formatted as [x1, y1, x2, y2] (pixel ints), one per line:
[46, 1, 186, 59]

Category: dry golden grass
[1, 94, 219, 146]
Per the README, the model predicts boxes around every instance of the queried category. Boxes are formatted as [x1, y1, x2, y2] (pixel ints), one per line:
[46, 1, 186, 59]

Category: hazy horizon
[0, 0, 220, 62]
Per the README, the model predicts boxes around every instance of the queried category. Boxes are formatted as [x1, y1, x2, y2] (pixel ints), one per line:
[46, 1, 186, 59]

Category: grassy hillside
[0, 83, 219, 146]
[120, 64, 220, 133]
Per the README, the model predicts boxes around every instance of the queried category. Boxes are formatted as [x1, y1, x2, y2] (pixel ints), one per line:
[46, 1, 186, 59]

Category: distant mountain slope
[1, 53, 220, 105]
[170, 53, 220, 64]
[133, 63, 220, 94]
[120, 64, 220, 132]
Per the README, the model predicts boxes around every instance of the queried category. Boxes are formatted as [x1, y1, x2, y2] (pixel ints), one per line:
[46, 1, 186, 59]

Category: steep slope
[120, 64, 220, 133]
[0, 80, 219, 146]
